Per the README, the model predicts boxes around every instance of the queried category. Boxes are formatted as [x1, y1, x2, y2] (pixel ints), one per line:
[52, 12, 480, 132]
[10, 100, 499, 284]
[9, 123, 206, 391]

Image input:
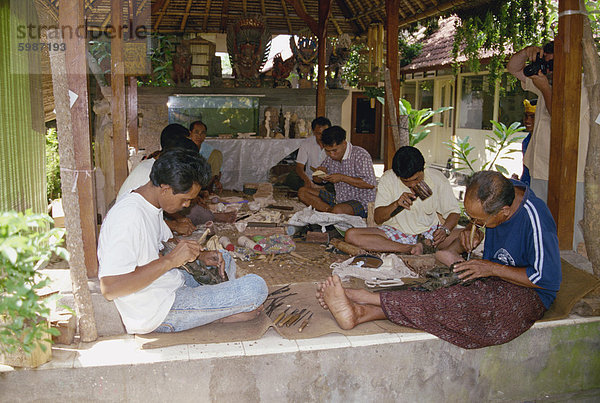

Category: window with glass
[167, 95, 260, 136]
[459, 75, 494, 130]
[402, 81, 416, 107]
[418, 80, 434, 109]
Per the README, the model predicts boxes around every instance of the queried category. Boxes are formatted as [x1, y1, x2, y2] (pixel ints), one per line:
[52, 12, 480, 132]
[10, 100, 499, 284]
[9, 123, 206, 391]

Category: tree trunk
[580, 2, 600, 276]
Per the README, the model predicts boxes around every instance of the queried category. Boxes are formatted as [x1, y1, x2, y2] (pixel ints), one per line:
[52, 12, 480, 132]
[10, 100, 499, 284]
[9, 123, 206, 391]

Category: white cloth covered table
[206, 138, 305, 190]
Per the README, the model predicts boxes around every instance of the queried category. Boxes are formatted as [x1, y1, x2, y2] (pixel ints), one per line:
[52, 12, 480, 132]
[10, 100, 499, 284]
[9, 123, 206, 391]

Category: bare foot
[410, 243, 424, 255]
[322, 275, 360, 330]
[218, 306, 263, 323]
[316, 282, 329, 310]
[435, 249, 464, 267]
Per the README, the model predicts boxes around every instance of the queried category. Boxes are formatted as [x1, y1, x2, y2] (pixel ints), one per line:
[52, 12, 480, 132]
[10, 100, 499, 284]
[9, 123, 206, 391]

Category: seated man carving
[345, 146, 460, 254]
[117, 123, 200, 236]
[298, 126, 376, 218]
[99, 149, 268, 334]
[316, 171, 561, 349]
[189, 120, 223, 193]
[294, 116, 331, 189]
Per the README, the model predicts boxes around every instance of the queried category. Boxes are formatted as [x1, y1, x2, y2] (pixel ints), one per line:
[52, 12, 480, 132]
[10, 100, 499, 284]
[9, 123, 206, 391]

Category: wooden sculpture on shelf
[290, 35, 318, 88]
[226, 15, 271, 88]
[272, 53, 295, 88]
[172, 43, 192, 85]
[326, 34, 352, 89]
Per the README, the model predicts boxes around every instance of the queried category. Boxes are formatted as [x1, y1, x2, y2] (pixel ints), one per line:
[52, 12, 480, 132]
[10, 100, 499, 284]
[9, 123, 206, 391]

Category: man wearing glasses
[316, 171, 561, 349]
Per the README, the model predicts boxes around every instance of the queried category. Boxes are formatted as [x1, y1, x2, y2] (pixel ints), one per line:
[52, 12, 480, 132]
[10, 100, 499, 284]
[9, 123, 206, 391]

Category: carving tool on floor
[279, 309, 299, 327]
[273, 307, 290, 326]
[286, 309, 306, 327]
[298, 312, 313, 332]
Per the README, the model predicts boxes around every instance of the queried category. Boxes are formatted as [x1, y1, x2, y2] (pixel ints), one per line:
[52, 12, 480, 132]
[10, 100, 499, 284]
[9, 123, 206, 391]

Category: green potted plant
[376, 96, 452, 146]
[0, 211, 68, 367]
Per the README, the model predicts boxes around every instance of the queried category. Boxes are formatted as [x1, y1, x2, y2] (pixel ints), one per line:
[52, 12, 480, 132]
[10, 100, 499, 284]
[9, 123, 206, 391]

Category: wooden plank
[384, 0, 400, 169]
[316, 0, 332, 118]
[112, 0, 129, 192]
[127, 76, 139, 150]
[547, 0, 584, 249]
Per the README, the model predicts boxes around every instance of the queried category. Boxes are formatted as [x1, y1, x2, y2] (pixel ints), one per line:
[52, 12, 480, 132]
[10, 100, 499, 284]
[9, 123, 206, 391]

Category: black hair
[150, 148, 211, 194]
[543, 41, 554, 54]
[160, 124, 190, 150]
[321, 126, 346, 146]
[311, 116, 332, 130]
[189, 120, 207, 132]
[162, 136, 199, 153]
[392, 146, 425, 179]
[467, 171, 515, 215]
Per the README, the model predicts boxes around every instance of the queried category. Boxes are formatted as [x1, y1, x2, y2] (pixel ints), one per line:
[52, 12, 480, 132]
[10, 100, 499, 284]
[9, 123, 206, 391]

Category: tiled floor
[3, 316, 598, 373]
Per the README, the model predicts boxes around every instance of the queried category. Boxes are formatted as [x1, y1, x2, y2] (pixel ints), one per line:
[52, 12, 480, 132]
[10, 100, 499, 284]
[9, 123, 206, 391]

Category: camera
[523, 53, 554, 77]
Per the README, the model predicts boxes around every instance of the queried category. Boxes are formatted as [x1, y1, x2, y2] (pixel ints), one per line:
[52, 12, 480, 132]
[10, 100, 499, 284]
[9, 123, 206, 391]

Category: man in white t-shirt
[293, 116, 331, 189]
[345, 146, 461, 254]
[116, 124, 200, 236]
[98, 149, 268, 334]
[507, 42, 589, 249]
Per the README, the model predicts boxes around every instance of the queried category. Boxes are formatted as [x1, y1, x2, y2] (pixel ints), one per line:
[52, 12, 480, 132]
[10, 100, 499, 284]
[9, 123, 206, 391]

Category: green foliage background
[0, 212, 67, 354]
[45, 128, 61, 203]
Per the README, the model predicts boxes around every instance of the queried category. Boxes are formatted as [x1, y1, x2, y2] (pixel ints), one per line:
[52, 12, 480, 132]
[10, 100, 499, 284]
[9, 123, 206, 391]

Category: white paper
[68, 90, 78, 108]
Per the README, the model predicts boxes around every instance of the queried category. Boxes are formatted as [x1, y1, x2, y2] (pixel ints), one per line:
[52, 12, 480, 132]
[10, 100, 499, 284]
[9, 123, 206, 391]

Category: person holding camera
[507, 42, 589, 250]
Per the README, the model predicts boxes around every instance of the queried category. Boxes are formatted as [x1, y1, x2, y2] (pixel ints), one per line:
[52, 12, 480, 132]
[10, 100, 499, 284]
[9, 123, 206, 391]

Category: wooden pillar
[384, 0, 400, 169]
[57, 0, 99, 278]
[315, 0, 332, 118]
[548, 0, 584, 249]
[111, 0, 129, 191]
[52, 0, 98, 341]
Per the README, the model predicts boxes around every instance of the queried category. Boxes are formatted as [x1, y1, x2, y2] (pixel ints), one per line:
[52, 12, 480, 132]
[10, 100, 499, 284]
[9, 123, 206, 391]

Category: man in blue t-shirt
[437, 170, 561, 309]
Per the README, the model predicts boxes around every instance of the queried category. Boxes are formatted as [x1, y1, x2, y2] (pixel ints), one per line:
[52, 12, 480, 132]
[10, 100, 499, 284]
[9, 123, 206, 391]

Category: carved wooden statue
[226, 16, 271, 88]
[172, 43, 192, 85]
[326, 34, 352, 89]
[290, 35, 318, 88]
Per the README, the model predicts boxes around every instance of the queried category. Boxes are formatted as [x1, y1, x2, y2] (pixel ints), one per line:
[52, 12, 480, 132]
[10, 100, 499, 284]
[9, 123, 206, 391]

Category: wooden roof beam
[153, 0, 170, 31]
[242, 0, 247, 15]
[332, 18, 342, 36]
[220, 0, 229, 32]
[203, 0, 212, 31]
[398, 0, 466, 28]
[260, 0, 266, 15]
[280, 0, 294, 34]
[334, 0, 362, 34]
[401, 0, 416, 15]
[180, 0, 192, 31]
[284, 0, 318, 35]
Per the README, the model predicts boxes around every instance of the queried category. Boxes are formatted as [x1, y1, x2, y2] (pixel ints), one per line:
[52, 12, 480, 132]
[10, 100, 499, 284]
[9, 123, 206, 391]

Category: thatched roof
[42, 0, 494, 36]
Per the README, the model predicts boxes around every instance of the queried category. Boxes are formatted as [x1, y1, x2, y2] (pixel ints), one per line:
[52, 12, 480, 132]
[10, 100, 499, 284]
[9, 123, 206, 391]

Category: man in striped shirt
[317, 171, 561, 348]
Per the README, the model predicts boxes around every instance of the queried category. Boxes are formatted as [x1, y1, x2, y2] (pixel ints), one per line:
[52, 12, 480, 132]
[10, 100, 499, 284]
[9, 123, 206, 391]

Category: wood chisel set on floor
[265, 284, 312, 332]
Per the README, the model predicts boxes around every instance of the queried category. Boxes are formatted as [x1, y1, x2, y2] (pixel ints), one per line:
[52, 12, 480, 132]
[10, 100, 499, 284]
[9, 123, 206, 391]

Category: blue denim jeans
[155, 251, 268, 332]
